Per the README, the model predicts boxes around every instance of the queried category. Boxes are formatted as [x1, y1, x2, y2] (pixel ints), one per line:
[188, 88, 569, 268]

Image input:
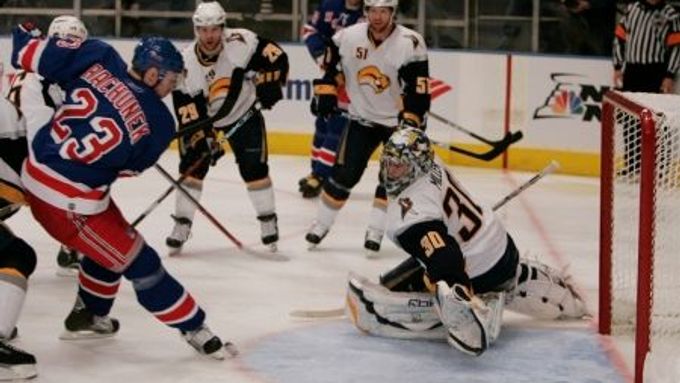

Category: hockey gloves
[312, 78, 338, 118]
[180, 127, 224, 167]
[255, 70, 284, 110]
[18, 21, 42, 38]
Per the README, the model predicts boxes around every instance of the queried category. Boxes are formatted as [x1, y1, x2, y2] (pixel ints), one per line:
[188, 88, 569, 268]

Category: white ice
[7, 152, 631, 382]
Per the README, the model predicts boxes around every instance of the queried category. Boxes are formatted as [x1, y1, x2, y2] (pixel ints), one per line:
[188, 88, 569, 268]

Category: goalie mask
[380, 127, 434, 197]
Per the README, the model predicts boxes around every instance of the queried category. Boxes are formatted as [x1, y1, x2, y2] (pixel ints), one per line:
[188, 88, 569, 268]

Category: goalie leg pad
[435, 282, 490, 356]
[505, 258, 588, 320]
[346, 272, 444, 340]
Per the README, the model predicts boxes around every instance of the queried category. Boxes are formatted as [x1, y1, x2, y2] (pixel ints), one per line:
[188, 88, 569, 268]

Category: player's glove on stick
[312, 78, 338, 118]
[255, 70, 283, 109]
[181, 127, 224, 166]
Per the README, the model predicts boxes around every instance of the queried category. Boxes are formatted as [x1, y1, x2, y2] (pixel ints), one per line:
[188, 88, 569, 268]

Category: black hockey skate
[182, 324, 237, 360]
[56, 245, 80, 277]
[0, 340, 37, 380]
[61, 298, 120, 340]
[305, 222, 329, 250]
[257, 213, 279, 252]
[166, 215, 192, 253]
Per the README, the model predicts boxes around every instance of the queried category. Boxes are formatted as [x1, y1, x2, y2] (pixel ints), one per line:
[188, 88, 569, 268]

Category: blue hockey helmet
[132, 36, 184, 78]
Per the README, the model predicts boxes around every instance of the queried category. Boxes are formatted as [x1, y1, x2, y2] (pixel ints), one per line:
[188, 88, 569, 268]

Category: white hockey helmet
[364, 0, 398, 10]
[48, 15, 88, 40]
[193, 1, 227, 27]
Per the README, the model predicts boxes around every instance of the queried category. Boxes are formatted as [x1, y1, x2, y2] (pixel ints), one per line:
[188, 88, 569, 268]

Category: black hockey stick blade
[432, 130, 523, 161]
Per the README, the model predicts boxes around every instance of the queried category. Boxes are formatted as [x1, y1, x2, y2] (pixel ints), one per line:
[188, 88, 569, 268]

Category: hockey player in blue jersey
[6, 15, 90, 277]
[298, 0, 363, 198]
[12, 25, 235, 361]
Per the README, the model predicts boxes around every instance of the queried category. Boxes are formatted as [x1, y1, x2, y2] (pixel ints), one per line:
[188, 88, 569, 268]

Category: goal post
[599, 90, 680, 383]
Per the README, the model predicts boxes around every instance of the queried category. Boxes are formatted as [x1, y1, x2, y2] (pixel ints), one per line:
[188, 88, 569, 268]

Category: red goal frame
[599, 90, 657, 383]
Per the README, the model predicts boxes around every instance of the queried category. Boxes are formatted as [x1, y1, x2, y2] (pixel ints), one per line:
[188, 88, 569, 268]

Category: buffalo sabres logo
[398, 197, 414, 219]
[208, 77, 231, 103]
[225, 32, 246, 44]
[357, 65, 391, 94]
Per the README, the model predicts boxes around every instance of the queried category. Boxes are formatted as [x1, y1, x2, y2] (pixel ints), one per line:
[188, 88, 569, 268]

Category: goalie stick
[289, 160, 561, 319]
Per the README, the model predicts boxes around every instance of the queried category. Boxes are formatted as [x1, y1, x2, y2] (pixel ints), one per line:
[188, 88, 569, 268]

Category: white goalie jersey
[332, 22, 428, 127]
[177, 28, 259, 127]
[386, 160, 508, 279]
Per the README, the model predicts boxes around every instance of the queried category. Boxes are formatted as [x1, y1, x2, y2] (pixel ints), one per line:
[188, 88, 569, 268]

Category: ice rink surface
[7, 152, 632, 382]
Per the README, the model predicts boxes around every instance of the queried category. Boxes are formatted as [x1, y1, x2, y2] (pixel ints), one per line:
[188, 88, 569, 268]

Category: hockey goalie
[345, 128, 588, 356]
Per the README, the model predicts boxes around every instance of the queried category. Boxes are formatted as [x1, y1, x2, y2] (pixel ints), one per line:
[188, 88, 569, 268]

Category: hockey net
[600, 91, 680, 383]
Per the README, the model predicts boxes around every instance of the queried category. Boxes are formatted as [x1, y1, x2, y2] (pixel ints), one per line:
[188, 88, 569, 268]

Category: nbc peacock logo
[549, 89, 584, 115]
[534, 73, 609, 122]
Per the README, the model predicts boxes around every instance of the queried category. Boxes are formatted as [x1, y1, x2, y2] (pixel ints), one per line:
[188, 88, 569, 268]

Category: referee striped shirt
[613, 1, 680, 76]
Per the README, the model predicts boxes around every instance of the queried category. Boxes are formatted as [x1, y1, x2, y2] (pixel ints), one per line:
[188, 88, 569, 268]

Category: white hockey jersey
[386, 160, 508, 279]
[5, 70, 63, 142]
[0, 96, 26, 206]
[177, 28, 259, 127]
[332, 22, 428, 127]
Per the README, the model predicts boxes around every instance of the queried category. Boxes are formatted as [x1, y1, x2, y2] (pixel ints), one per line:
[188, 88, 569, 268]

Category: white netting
[609, 92, 680, 346]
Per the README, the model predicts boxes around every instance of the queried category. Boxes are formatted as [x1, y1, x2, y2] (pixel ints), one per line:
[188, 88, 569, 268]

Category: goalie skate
[182, 324, 237, 360]
[60, 298, 119, 340]
[0, 340, 37, 381]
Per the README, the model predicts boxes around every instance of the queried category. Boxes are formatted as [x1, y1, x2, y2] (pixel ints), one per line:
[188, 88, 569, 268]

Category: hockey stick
[154, 164, 243, 249]
[130, 153, 210, 227]
[430, 111, 524, 147]
[430, 134, 521, 161]
[154, 163, 289, 261]
[289, 160, 561, 319]
[492, 160, 560, 210]
[429, 111, 524, 161]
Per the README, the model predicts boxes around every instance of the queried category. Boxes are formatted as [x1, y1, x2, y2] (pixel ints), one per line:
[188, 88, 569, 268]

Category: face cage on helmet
[381, 155, 418, 197]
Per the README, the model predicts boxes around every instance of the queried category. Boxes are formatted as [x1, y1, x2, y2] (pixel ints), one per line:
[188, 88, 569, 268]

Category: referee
[612, 0, 680, 174]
